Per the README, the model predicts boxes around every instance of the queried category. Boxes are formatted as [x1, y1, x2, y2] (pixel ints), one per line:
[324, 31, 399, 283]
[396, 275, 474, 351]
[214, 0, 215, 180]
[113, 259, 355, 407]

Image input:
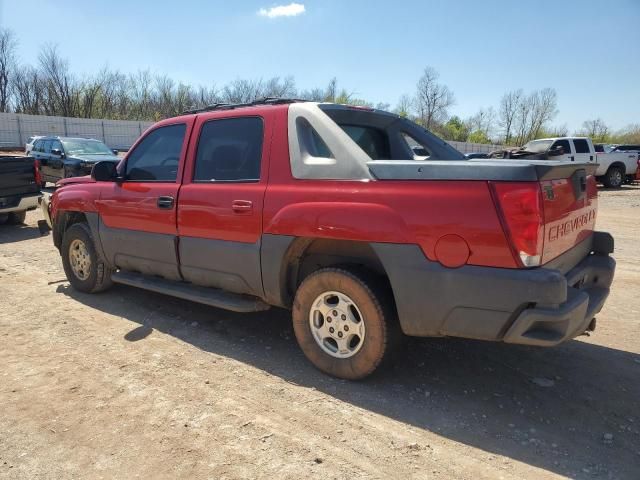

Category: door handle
[569, 156, 574, 162]
[232, 200, 253, 213]
[157, 196, 175, 209]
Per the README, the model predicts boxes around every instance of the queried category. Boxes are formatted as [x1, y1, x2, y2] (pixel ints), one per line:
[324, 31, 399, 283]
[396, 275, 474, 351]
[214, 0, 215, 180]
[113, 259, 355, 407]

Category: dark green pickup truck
[0, 155, 41, 225]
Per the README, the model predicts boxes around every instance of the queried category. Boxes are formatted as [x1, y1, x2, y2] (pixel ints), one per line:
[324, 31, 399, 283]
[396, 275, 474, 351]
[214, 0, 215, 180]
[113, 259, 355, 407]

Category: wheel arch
[262, 235, 395, 309]
[607, 162, 626, 173]
[53, 210, 88, 249]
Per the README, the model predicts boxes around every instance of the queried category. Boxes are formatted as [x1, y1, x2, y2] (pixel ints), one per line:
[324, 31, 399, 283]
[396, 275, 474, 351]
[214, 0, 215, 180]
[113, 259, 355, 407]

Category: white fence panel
[448, 141, 507, 154]
[103, 120, 152, 150]
[1, 112, 509, 154]
[66, 118, 103, 140]
[0, 114, 20, 147]
[0, 112, 153, 150]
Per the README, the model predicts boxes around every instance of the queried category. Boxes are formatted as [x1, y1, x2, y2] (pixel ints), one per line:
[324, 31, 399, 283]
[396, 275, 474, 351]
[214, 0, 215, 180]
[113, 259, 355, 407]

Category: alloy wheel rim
[308, 291, 366, 359]
[69, 239, 91, 281]
[612, 170, 622, 185]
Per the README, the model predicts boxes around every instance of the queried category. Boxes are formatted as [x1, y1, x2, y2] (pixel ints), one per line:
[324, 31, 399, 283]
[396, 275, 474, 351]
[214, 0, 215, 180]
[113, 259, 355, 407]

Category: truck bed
[0, 155, 40, 198]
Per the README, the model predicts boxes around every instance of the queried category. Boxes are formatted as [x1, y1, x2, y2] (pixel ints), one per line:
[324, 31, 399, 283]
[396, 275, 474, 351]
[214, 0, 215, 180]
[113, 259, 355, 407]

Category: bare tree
[579, 118, 610, 142]
[0, 29, 18, 112]
[511, 88, 558, 145]
[129, 70, 154, 119]
[395, 94, 413, 118]
[528, 88, 558, 139]
[12, 66, 44, 114]
[467, 106, 496, 139]
[38, 45, 79, 116]
[324, 77, 338, 102]
[546, 124, 569, 137]
[299, 87, 325, 101]
[499, 89, 523, 144]
[415, 67, 454, 129]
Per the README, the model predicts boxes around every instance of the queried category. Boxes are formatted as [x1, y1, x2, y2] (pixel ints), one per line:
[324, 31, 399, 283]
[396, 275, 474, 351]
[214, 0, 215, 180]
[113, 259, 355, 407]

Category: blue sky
[1, 0, 639, 131]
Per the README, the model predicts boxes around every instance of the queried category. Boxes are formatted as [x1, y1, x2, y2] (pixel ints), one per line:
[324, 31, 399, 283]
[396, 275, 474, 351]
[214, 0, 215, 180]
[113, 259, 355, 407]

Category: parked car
[610, 144, 640, 153]
[464, 152, 488, 159]
[25, 135, 44, 155]
[0, 155, 41, 225]
[46, 99, 615, 380]
[489, 137, 638, 188]
[31, 136, 120, 187]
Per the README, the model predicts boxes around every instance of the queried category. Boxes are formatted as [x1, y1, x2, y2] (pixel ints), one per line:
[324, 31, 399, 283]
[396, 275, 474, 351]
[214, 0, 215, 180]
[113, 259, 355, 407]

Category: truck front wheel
[292, 267, 399, 380]
[61, 223, 113, 293]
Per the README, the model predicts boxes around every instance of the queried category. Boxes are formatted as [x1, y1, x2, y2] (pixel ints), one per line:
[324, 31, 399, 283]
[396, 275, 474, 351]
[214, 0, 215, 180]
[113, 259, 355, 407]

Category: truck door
[95, 120, 193, 280]
[176, 113, 271, 297]
[550, 139, 573, 161]
[571, 138, 594, 164]
[37, 139, 54, 180]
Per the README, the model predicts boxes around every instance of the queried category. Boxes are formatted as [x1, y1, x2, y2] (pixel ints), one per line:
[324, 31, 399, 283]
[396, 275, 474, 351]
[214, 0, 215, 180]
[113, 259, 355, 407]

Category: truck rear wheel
[292, 267, 399, 380]
[603, 166, 624, 188]
[61, 223, 113, 293]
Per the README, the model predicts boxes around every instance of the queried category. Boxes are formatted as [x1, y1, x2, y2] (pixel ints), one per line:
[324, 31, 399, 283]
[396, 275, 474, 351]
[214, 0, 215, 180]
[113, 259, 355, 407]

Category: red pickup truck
[48, 99, 616, 379]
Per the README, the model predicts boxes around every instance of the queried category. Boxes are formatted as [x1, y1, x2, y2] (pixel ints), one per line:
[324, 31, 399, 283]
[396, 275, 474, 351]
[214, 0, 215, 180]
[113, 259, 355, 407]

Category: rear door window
[573, 139, 590, 154]
[193, 117, 263, 182]
[50, 140, 63, 154]
[125, 124, 186, 181]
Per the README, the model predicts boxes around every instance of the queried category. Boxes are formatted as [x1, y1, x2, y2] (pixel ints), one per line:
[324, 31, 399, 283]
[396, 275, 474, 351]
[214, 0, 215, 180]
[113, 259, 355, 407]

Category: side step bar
[111, 271, 270, 313]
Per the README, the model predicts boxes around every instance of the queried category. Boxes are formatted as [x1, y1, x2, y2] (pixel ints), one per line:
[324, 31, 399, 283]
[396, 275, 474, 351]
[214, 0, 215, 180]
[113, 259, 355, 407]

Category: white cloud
[258, 3, 305, 18]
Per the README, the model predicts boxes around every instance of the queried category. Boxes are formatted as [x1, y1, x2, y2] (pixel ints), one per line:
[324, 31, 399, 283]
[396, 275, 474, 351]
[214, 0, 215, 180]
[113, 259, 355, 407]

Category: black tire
[603, 166, 624, 188]
[61, 222, 113, 293]
[292, 267, 400, 380]
[8, 211, 27, 224]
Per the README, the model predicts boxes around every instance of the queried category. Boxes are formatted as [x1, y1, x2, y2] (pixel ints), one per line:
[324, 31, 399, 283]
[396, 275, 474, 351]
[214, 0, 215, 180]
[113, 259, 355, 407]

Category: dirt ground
[1, 186, 639, 480]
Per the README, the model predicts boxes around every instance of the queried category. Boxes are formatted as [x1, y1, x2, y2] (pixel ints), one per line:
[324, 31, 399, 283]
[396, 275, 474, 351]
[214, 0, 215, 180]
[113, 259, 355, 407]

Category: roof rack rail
[182, 97, 307, 115]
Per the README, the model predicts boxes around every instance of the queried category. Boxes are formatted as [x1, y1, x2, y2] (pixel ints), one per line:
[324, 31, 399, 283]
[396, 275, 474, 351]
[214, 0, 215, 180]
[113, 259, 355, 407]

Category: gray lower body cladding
[82, 214, 615, 346]
[372, 232, 615, 345]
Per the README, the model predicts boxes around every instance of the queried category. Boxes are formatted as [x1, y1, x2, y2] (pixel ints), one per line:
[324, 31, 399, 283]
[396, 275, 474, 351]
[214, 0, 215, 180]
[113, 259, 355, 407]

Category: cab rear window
[339, 125, 390, 160]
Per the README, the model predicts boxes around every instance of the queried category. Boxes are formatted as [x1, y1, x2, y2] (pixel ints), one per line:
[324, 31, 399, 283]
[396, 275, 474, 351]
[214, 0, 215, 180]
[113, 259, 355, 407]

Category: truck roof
[529, 136, 591, 142]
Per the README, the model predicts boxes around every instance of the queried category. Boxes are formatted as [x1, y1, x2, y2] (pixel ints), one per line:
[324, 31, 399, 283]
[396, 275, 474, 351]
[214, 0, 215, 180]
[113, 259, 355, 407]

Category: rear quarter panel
[263, 180, 517, 268]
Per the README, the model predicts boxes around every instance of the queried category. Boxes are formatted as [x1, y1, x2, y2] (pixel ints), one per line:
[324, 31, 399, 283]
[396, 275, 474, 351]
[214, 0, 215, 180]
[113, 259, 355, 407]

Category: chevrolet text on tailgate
[48, 99, 616, 380]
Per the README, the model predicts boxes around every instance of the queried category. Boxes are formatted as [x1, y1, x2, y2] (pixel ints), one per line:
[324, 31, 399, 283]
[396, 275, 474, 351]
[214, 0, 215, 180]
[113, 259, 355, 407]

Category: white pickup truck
[499, 137, 639, 188]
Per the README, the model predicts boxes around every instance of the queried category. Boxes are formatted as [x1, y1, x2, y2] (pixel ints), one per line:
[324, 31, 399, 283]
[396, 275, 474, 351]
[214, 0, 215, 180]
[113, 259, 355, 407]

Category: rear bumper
[0, 193, 41, 214]
[502, 253, 614, 346]
[372, 232, 615, 346]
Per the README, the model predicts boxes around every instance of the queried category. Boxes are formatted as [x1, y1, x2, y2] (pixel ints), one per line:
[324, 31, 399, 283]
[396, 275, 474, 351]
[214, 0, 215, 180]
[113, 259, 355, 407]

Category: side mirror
[91, 161, 118, 182]
[51, 148, 64, 157]
[112, 149, 119, 155]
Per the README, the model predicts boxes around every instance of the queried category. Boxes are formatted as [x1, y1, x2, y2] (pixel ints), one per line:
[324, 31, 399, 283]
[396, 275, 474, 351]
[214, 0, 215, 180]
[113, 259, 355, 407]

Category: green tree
[468, 130, 491, 144]
[441, 116, 469, 141]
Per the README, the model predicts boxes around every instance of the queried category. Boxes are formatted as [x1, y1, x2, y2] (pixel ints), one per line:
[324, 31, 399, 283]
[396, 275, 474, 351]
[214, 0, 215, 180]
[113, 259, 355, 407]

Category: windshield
[520, 139, 553, 153]
[62, 139, 113, 155]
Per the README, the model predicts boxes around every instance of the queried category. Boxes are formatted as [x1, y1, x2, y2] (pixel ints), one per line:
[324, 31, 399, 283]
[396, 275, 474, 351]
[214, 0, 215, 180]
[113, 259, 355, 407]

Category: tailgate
[539, 164, 597, 264]
[0, 156, 40, 197]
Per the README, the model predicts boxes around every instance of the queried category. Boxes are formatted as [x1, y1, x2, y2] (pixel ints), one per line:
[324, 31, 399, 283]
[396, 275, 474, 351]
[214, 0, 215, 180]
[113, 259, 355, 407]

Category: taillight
[33, 159, 42, 187]
[490, 182, 544, 268]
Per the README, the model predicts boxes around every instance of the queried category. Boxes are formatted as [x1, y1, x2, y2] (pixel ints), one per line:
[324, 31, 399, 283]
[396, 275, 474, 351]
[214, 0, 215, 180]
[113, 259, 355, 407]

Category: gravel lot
[1, 185, 639, 479]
